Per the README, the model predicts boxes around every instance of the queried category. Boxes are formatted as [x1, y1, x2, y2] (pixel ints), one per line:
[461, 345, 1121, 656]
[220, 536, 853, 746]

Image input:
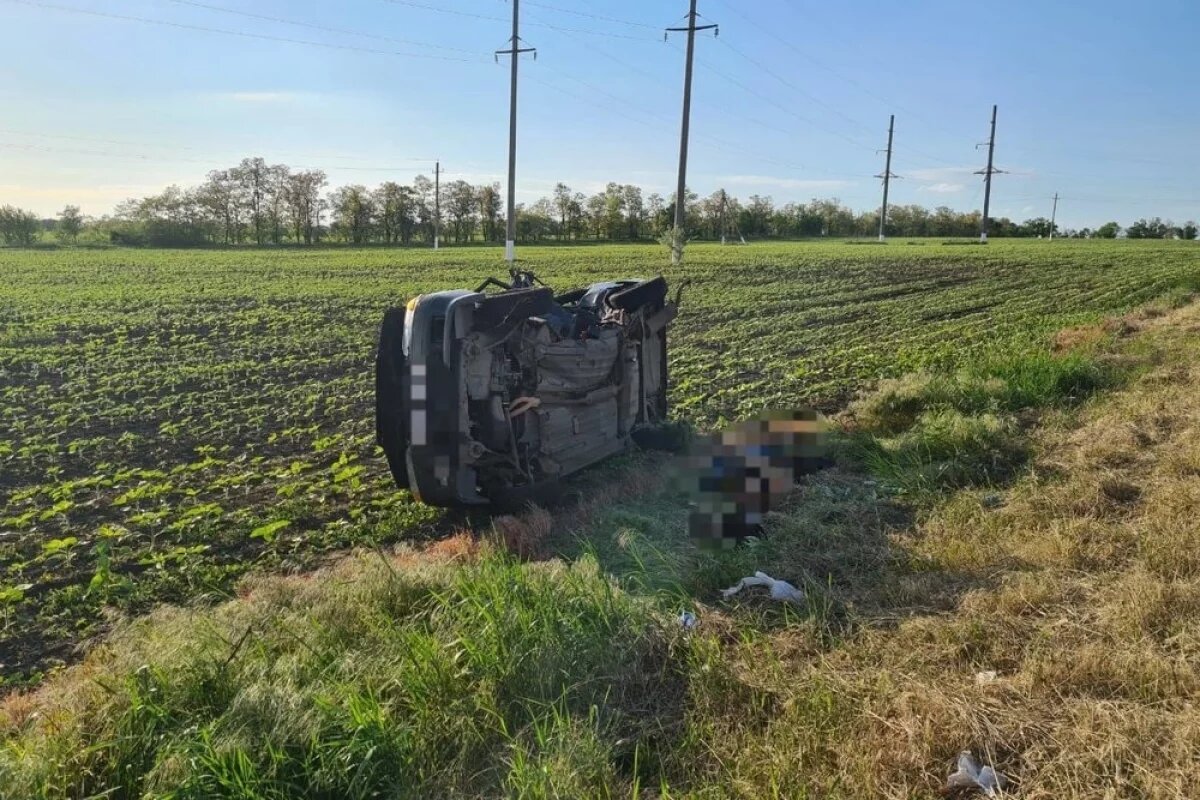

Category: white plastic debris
[678, 610, 698, 629]
[944, 751, 1006, 797]
[720, 572, 805, 605]
[975, 670, 999, 686]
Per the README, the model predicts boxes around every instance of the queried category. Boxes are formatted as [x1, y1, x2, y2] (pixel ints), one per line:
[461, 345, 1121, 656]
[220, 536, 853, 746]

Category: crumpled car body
[375, 275, 676, 507]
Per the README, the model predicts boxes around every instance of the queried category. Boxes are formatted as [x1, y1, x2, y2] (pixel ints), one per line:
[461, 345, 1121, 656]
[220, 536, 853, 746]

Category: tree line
[1, 156, 1196, 246]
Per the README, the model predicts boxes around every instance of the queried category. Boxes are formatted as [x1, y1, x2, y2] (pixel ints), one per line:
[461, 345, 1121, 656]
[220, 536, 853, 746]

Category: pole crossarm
[664, 23, 717, 36]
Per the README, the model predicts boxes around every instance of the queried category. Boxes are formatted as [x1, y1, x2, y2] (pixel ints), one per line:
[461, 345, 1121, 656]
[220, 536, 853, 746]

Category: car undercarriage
[376, 270, 678, 508]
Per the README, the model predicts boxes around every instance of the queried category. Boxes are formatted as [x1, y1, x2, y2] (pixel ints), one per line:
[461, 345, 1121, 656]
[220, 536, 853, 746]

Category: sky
[0, 0, 1197, 229]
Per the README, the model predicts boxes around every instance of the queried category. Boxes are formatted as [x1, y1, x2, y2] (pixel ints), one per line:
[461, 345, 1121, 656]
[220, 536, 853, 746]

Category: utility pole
[665, 1, 717, 265]
[496, 0, 535, 263]
[875, 114, 897, 242]
[1049, 192, 1059, 240]
[433, 160, 441, 250]
[718, 188, 727, 245]
[974, 104, 1003, 243]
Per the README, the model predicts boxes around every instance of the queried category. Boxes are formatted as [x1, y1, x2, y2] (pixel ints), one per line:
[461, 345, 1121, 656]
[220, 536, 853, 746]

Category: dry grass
[707, 301, 1200, 798]
[6, 304, 1200, 798]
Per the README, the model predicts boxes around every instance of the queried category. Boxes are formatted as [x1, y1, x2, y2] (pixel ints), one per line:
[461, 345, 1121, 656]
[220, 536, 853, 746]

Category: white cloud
[919, 182, 965, 194]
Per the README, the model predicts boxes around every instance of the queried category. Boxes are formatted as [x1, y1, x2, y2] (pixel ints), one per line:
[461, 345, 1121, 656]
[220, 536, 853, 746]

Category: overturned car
[375, 270, 678, 508]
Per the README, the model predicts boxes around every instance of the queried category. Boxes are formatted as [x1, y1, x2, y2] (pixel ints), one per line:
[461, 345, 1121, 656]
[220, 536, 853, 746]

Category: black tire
[375, 307, 409, 489]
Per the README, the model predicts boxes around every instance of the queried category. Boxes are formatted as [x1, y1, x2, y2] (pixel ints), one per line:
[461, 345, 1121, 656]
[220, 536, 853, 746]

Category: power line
[524, 36, 813, 173]
[0, 141, 440, 171]
[714, 37, 875, 137]
[380, 0, 657, 42]
[4, 0, 482, 61]
[522, 1, 658, 30]
[159, 0, 480, 54]
[686, 48, 874, 152]
[0, 127, 474, 167]
[519, 15, 825, 177]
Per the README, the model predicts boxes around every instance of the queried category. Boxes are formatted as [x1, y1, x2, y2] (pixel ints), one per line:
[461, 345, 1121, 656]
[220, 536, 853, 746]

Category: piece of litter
[720, 571, 805, 605]
[944, 751, 1005, 797]
[975, 670, 998, 686]
[678, 610, 698, 629]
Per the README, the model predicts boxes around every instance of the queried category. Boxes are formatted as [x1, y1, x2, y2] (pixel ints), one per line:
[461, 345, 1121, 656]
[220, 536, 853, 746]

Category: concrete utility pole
[718, 188, 727, 244]
[1049, 192, 1059, 240]
[496, 0, 535, 263]
[433, 160, 441, 250]
[975, 104, 1003, 243]
[875, 114, 897, 241]
[665, 0, 717, 265]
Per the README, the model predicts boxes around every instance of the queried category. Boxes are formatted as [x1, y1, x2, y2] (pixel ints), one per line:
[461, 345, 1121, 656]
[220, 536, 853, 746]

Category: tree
[478, 183, 502, 243]
[1020, 217, 1056, 238]
[266, 164, 291, 245]
[285, 170, 326, 245]
[1178, 221, 1197, 241]
[601, 183, 625, 240]
[444, 180, 477, 243]
[1126, 217, 1170, 239]
[412, 175, 435, 243]
[57, 205, 84, 243]
[0, 205, 40, 245]
[1095, 221, 1120, 239]
[328, 185, 375, 244]
[552, 182, 572, 240]
[622, 184, 645, 240]
[231, 157, 287, 245]
[374, 182, 415, 244]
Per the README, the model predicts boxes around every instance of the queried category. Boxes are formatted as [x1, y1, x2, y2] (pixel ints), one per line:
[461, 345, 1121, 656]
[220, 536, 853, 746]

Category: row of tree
[3, 157, 1197, 246]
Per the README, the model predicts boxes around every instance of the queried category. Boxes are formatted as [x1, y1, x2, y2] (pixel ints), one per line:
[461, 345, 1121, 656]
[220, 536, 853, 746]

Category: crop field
[2, 239, 1199, 684]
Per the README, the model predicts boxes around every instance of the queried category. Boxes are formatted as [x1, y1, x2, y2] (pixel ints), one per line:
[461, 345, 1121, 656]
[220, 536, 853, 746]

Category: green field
[2, 239, 1199, 684]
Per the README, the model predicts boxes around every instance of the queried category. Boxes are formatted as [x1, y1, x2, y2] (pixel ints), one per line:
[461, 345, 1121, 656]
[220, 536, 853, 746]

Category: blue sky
[1, 0, 1196, 228]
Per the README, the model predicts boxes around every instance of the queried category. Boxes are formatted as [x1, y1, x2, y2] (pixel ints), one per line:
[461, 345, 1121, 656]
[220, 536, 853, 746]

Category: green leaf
[0, 584, 32, 604]
[250, 519, 290, 543]
[42, 536, 79, 556]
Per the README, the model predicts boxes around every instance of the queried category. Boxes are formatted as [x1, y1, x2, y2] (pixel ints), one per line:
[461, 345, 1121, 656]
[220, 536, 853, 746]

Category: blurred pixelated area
[686, 408, 829, 548]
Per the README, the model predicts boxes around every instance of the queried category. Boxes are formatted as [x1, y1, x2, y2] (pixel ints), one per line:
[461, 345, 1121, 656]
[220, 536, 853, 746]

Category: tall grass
[0, 551, 684, 799]
[848, 347, 1110, 494]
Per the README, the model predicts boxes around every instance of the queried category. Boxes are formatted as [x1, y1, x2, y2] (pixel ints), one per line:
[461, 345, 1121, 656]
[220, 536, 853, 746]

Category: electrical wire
[3, 0, 483, 62]
[522, 1, 658, 30]
[159, 0, 481, 54]
[0, 141, 440, 172]
[0, 128, 468, 167]
[380, 0, 658, 42]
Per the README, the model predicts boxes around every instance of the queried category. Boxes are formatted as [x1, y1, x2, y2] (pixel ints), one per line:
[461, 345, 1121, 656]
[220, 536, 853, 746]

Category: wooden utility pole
[875, 114, 897, 241]
[1049, 192, 1059, 240]
[496, 0, 535, 263]
[665, 1, 717, 265]
[975, 104, 1003, 243]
